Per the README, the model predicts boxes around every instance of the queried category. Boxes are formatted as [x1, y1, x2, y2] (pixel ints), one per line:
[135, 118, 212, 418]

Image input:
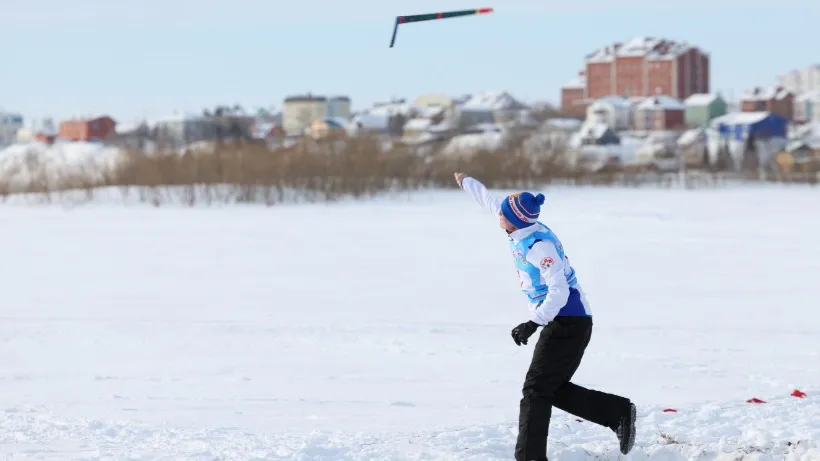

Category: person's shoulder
[525, 239, 560, 266]
[525, 224, 553, 247]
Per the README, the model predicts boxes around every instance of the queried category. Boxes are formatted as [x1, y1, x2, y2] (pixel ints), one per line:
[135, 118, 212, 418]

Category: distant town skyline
[1, 0, 817, 122]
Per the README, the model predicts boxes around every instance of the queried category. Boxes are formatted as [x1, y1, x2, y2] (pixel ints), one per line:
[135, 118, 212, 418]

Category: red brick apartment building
[561, 36, 710, 117]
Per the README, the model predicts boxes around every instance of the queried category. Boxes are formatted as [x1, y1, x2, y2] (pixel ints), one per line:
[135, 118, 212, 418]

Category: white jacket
[460, 176, 592, 324]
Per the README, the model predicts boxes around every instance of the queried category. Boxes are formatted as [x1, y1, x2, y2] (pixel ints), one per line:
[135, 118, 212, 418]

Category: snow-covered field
[1, 186, 818, 460]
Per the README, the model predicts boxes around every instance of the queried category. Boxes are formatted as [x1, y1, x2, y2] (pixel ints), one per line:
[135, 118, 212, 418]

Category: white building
[0, 111, 24, 146]
[585, 96, 631, 130]
[778, 65, 820, 96]
[326, 97, 351, 119]
[795, 90, 820, 122]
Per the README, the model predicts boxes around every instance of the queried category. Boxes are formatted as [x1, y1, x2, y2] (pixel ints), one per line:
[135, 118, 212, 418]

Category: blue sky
[1, 0, 816, 122]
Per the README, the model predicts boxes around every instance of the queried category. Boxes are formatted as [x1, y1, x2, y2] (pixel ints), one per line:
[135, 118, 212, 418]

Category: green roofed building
[684, 93, 727, 127]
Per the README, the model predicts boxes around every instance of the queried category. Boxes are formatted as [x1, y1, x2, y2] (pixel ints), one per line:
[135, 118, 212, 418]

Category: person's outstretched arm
[454, 172, 502, 215]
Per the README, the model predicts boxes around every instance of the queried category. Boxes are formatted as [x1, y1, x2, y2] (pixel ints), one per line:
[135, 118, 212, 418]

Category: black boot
[615, 402, 636, 454]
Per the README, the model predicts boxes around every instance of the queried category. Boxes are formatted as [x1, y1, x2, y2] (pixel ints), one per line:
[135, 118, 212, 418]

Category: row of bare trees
[0, 136, 810, 206]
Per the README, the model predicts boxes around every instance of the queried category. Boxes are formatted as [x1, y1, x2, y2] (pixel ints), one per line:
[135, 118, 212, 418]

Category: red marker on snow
[746, 397, 766, 404]
[791, 389, 807, 398]
[662, 408, 677, 413]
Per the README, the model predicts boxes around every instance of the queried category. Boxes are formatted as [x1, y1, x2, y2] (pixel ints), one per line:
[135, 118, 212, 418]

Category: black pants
[515, 316, 631, 461]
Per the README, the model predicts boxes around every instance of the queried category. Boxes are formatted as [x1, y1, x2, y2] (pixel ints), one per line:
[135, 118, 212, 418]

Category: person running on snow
[454, 172, 637, 461]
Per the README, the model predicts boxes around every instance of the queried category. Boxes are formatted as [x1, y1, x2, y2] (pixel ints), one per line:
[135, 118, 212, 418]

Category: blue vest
[509, 224, 588, 317]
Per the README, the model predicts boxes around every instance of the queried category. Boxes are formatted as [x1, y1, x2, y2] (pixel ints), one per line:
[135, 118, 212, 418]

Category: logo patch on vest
[539, 257, 554, 269]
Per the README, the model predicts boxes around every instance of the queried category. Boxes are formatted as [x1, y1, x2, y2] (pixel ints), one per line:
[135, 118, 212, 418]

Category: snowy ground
[1, 186, 818, 460]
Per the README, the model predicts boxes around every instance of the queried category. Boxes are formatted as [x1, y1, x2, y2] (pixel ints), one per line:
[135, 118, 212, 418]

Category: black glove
[511, 320, 540, 346]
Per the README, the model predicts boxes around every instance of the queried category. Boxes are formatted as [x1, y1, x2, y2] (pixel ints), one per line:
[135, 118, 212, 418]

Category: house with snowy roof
[457, 91, 528, 130]
[569, 122, 620, 148]
[585, 96, 631, 130]
[626, 97, 649, 128]
[740, 86, 795, 121]
[350, 100, 417, 137]
[634, 96, 686, 131]
[684, 93, 727, 127]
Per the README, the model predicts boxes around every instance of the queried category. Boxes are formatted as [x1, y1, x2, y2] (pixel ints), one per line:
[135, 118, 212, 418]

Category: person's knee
[521, 384, 556, 401]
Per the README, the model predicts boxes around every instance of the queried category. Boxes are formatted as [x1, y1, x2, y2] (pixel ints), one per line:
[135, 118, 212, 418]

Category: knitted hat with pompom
[500, 192, 545, 229]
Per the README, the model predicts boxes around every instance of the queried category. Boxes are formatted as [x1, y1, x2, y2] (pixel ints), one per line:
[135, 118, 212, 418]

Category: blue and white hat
[500, 192, 545, 228]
